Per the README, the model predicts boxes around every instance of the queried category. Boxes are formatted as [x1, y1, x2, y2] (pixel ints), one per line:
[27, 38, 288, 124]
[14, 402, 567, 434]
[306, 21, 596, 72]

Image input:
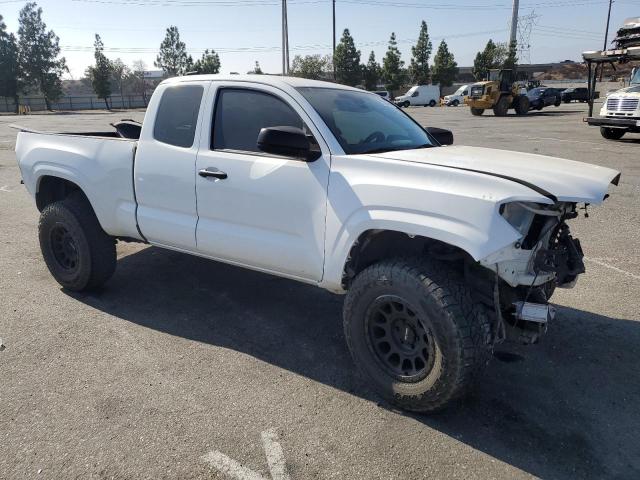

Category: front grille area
[606, 97, 639, 112]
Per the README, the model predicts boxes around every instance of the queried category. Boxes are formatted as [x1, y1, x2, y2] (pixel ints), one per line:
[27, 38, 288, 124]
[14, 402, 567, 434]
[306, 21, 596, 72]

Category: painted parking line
[585, 257, 640, 281]
[202, 428, 290, 480]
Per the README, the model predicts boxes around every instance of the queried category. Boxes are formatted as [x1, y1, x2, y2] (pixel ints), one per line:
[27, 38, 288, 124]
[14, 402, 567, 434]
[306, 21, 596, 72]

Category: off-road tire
[343, 258, 492, 412]
[470, 107, 484, 116]
[600, 127, 625, 140]
[492, 96, 509, 116]
[514, 95, 529, 115]
[39, 191, 116, 291]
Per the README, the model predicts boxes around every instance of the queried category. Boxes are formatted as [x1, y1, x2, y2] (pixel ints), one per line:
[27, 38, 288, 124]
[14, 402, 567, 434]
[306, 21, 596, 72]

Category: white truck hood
[368, 145, 620, 204]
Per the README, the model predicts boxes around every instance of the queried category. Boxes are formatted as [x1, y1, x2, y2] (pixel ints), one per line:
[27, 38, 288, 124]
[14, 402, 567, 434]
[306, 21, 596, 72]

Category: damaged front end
[471, 201, 588, 345]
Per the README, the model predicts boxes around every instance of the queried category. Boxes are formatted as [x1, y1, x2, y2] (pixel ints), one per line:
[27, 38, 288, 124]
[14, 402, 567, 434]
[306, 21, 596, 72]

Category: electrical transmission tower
[516, 11, 539, 64]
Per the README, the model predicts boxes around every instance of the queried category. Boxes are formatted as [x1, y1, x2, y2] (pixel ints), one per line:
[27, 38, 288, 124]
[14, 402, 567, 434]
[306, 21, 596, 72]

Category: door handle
[198, 168, 228, 180]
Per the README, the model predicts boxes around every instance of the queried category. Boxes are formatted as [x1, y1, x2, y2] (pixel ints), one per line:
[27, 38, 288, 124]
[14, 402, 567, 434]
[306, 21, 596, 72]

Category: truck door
[194, 83, 331, 282]
[134, 81, 210, 250]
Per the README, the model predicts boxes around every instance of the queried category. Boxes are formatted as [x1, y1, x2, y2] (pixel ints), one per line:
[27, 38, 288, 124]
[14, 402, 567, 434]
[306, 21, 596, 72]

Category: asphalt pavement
[1, 102, 639, 479]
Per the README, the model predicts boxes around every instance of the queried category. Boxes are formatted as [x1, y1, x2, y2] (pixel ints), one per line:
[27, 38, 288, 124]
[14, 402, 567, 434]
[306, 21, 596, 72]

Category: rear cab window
[154, 85, 204, 148]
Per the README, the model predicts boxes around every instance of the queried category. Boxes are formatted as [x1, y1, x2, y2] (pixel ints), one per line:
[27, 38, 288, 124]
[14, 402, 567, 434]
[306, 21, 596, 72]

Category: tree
[334, 28, 361, 86]
[410, 20, 432, 85]
[363, 51, 380, 91]
[0, 15, 20, 111]
[111, 58, 131, 100]
[503, 40, 518, 70]
[472, 39, 510, 80]
[290, 54, 332, 80]
[382, 32, 405, 92]
[431, 40, 458, 88]
[86, 34, 112, 109]
[132, 59, 148, 105]
[250, 61, 263, 74]
[17, 2, 67, 110]
[155, 26, 190, 76]
[193, 49, 220, 74]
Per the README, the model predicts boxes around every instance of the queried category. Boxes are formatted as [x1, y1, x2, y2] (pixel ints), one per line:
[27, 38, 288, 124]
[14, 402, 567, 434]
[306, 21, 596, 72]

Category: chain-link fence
[0, 94, 148, 113]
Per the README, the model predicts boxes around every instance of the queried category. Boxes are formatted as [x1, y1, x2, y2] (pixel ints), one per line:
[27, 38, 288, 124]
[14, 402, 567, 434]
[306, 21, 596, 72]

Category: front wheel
[343, 258, 492, 412]
[470, 107, 484, 116]
[402, 101, 410, 108]
[554, 98, 561, 107]
[600, 127, 625, 140]
[452, 99, 460, 107]
[492, 96, 509, 116]
[39, 192, 116, 291]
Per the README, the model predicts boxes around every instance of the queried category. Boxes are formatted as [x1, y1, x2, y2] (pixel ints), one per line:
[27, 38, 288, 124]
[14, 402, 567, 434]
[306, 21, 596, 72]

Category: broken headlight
[500, 202, 537, 236]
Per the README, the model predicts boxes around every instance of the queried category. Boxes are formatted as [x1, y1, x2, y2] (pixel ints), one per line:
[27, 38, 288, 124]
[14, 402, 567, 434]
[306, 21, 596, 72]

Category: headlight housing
[500, 202, 536, 236]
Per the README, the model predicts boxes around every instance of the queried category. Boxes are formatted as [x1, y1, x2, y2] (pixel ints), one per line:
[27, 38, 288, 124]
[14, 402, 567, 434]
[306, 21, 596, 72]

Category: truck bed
[15, 128, 143, 240]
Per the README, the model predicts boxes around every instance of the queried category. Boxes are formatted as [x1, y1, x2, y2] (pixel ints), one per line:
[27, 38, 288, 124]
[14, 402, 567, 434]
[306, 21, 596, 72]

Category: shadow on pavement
[67, 246, 640, 480]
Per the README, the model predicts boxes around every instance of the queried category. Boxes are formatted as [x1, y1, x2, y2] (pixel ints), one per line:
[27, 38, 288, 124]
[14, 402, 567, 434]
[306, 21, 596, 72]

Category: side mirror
[425, 127, 454, 146]
[257, 126, 320, 161]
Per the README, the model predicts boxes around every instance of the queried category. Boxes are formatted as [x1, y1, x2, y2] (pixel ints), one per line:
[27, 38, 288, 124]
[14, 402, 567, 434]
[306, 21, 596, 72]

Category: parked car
[527, 87, 562, 110]
[15, 75, 620, 413]
[562, 87, 599, 103]
[372, 90, 391, 101]
[443, 84, 469, 106]
[394, 85, 440, 107]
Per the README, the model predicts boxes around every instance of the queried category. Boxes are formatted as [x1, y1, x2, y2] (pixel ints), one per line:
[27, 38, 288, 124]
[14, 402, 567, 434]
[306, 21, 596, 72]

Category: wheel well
[341, 230, 473, 289]
[36, 176, 82, 211]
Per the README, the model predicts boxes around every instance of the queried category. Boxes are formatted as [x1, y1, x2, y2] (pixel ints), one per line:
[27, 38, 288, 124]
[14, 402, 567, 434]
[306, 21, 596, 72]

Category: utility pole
[284, 0, 290, 74]
[603, 0, 613, 50]
[509, 0, 519, 46]
[332, 0, 336, 80]
[282, 0, 286, 75]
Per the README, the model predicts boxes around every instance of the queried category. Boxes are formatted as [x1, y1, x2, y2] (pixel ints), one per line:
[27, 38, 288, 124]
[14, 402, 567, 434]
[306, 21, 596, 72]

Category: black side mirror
[257, 126, 320, 161]
[425, 127, 454, 146]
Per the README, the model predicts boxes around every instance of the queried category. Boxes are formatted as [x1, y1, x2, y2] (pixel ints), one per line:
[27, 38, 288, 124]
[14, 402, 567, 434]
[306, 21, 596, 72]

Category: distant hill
[535, 62, 635, 81]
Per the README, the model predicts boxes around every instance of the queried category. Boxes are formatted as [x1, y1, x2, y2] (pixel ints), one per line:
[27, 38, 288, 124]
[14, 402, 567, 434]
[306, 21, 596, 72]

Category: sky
[0, 0, 637, 79]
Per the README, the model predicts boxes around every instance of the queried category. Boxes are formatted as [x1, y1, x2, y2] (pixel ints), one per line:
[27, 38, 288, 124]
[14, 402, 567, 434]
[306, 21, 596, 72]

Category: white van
[443, 84, 470, 106]
[395, 85, 440, 107]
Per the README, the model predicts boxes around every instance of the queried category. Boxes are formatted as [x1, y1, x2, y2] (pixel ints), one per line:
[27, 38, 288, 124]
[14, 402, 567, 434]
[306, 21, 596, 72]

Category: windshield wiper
[360, 144, 432, 155]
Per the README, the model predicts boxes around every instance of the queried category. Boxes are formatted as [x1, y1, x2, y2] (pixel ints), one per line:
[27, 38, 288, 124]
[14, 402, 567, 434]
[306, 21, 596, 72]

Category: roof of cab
[160, 74, 361, 91]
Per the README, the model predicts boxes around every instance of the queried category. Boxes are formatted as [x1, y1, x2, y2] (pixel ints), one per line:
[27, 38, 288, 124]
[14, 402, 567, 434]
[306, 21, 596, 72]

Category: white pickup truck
[15, 75, 620, 412]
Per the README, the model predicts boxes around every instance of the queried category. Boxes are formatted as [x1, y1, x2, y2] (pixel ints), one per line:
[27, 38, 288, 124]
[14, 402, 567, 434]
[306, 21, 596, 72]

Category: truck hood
[608, 85, 640, 97]
[367, 145, 620, 204]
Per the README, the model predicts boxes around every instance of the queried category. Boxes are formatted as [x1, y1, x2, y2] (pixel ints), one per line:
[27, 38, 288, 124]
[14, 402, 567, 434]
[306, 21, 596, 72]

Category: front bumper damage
[475, 203, 587, 344]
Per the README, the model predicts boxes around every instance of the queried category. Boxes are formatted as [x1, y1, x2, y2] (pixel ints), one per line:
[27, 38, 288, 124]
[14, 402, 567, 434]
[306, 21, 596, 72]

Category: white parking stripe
[261, 429, 290, 480]
[585, 257, 640, 281]
[202, 450, 267, 480]
[202, 428, 290, 480]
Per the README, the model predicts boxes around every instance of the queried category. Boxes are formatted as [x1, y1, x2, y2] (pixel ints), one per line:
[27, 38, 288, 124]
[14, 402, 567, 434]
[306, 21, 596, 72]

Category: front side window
[154, 85, 204, 148]
[212, 88, 304, 152]
[297, 87, 434, 155]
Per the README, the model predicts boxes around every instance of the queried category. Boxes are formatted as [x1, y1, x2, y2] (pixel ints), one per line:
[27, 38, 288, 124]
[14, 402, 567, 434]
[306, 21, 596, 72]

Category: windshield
[296, 87, 434, 155]
[632, 68, 640, 86]
[454, 85, 467, 95]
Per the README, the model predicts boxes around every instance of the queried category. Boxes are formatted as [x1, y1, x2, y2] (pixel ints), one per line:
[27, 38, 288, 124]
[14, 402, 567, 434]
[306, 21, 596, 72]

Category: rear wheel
[429, 99, 437, 107]
[39, 192, 116, 291]
[492, 96, 509, 116]
[554, 98, 561, 107]
[343, 258, 492, 412]
[600, 127, 626, 140]
[470, 107, 484, 116]
[514, 95, 529, 115]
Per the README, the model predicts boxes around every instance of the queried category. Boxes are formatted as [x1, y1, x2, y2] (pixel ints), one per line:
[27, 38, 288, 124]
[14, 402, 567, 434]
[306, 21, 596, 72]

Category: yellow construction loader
[465, 69, 530, 116]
